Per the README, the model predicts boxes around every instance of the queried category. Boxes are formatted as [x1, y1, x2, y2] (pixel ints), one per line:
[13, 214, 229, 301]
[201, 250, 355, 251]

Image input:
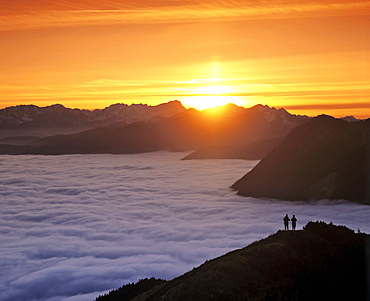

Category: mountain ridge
[181, 137, 283, 160]
[5, 103, 309, 155]
[2, 102, 363, 157]
[0, 101, 186, 139]
[95, 222, 369, 301]
[232, 115, 370, 203]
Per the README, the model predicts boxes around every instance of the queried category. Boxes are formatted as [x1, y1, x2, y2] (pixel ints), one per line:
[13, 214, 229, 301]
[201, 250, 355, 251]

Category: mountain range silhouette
[0, 103, 308, 155]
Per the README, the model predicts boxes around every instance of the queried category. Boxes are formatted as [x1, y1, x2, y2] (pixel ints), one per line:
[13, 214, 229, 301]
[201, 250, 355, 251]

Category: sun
[183, 85, 243, 110]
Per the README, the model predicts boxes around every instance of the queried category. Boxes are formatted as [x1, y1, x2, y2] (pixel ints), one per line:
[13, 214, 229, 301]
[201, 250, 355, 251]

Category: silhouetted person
[283, 214, 290, 231]
[291, 215, 297, 230]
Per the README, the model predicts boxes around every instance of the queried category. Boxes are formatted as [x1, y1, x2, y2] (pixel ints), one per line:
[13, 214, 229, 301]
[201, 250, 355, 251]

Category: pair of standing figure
[283, 214, 297, 230]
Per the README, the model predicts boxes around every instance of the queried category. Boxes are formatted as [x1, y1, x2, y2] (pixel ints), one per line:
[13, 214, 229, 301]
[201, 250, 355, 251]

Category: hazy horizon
[1, 152, 369, 301]
[1, 1, 369, 117]
[1, 100, 367, 120]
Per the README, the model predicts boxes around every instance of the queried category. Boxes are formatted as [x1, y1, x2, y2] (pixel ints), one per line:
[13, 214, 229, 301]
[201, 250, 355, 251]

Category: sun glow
[196, 85, 231, 95]
[183, 85, 243, 110]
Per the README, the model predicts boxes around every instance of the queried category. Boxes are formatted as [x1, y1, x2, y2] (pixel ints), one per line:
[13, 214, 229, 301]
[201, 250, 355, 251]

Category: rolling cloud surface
[0, 152, 369, 301]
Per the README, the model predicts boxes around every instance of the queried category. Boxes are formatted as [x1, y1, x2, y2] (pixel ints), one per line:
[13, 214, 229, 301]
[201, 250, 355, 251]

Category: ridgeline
[232, 115, 370, 204]
[95, 222, 369, 301]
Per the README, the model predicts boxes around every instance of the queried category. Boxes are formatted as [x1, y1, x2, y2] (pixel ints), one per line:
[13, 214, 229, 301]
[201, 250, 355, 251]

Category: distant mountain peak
[251, 104, 271, 111]
[49, 103, 65, 108]
[160, 100, 183, 106]
[202, 103, 245, 117]
[340, 115, 361, 122]
[105, 103, 129, 108]
[222, 102, 242, 109]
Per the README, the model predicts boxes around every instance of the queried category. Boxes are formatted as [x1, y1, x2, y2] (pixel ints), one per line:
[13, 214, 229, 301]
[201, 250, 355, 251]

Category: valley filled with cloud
[1, 152, 369, 301]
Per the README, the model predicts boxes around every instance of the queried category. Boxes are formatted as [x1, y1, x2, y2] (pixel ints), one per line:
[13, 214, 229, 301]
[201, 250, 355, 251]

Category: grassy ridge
[97, 222, 369, 301]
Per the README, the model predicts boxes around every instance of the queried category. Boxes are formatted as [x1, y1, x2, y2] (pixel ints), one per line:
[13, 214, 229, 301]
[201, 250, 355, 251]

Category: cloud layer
[0, 152, 369, 301]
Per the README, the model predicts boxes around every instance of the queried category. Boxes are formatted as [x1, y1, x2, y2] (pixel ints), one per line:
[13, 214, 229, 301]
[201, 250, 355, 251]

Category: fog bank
[1, 153, 369, 301]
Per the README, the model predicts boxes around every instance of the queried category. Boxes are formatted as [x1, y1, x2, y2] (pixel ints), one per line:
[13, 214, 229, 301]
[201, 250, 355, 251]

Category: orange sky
[1, 0, 369, 117]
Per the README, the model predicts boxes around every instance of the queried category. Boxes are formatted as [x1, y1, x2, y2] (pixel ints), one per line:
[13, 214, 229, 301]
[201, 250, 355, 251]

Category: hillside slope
[181, 137, 283, 160]
[97, 222, 369, 301]
[232, 115, 370, 203]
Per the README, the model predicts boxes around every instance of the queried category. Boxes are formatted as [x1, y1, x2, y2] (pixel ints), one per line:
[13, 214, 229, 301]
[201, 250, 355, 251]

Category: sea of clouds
[1, 152, 369, 301]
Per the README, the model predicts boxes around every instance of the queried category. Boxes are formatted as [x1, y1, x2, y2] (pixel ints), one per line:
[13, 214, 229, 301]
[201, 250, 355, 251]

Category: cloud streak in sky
[1, 0, 369, 31]
[0, 152, 370, 301]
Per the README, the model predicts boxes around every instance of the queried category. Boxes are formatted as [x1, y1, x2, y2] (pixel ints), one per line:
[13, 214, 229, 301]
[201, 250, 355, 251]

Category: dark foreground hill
[232, 115, 370, 204]
[95, 278, 167, 301]
[95, 222, 369, 301]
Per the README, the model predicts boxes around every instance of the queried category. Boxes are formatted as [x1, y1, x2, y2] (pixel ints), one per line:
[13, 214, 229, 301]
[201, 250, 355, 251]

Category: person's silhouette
[291, 215, 297, 230]
[283, 214, 290, 231]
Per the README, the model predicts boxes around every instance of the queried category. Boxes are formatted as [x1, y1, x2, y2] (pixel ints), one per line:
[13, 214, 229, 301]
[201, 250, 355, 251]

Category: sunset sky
[1, 0, 369, 117]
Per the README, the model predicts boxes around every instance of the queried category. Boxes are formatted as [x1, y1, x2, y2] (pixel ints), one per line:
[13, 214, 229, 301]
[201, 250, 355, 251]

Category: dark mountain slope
[98, 222, 368, 301]
[20, 104, 308, 155]
[23, 109, 206, 155]
[0, 135, 40, 145]
[95, 278, 166, 301]
[181, 137, 283, 160]
[225, 104, 308, 143]
[232, 115, 370, 203]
